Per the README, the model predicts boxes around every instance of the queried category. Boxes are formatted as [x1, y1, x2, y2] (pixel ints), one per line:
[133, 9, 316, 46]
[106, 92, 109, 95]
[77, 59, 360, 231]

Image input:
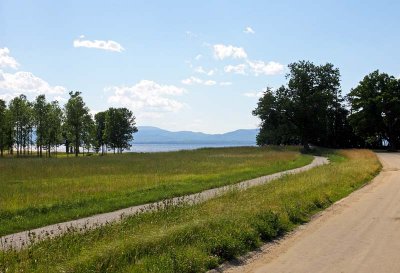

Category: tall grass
[0, 146, 311, 236]
[0, 149, 381, 273]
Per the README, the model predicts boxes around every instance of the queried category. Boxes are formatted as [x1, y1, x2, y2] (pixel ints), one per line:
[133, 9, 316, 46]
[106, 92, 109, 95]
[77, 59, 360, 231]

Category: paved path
[223, 153, 400, 273]
[0, 156, 328, 250]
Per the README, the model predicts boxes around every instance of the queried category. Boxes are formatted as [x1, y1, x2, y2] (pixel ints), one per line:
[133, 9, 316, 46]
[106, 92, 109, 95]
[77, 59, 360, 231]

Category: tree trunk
[75, 144, 79, 157]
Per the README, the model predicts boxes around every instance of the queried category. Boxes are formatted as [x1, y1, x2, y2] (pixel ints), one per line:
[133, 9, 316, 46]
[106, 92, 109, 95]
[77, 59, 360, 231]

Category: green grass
[0, 149, 381, 273]
[0, 146, 312, 236]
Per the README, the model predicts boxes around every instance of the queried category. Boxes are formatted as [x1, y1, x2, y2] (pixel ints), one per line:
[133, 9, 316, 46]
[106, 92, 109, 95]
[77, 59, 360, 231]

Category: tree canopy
[348, 70, 400, 150]
[253, 61, 353, 150]
[0, 92, 138, 157]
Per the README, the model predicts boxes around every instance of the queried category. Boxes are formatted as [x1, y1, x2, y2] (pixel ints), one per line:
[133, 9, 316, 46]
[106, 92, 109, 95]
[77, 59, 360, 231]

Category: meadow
[0, 149, 381, 273]
[0, 146, 312, 236]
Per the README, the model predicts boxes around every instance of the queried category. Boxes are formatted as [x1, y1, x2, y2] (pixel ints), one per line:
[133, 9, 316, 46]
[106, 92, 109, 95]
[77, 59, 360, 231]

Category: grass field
[0, 149, 381, 273]
[0, 146, 312, 236]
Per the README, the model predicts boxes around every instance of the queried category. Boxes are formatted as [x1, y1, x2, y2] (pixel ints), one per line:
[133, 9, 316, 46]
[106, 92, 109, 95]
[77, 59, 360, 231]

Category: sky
[1, 1, 399, 133]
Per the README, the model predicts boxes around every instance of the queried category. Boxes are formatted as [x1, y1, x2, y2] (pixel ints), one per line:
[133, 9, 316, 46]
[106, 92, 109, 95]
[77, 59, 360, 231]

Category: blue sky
[1, 1, 399, 133]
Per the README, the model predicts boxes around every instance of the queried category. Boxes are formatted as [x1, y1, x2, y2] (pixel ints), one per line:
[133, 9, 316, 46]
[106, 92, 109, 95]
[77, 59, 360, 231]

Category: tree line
[253, 60, 400, 151]
[0, 91, 137, 157]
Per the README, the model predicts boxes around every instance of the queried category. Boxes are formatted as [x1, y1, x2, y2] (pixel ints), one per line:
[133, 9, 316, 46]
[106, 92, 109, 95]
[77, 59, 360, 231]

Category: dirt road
[224, 153, 400, 273]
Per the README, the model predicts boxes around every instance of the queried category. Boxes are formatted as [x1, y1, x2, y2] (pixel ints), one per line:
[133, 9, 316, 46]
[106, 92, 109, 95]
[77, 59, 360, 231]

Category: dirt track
[224, 153, 400, 273]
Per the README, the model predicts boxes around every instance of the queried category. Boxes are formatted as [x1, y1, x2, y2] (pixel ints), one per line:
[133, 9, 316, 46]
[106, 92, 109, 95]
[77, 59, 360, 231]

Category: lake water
[129, 143, 256, 153]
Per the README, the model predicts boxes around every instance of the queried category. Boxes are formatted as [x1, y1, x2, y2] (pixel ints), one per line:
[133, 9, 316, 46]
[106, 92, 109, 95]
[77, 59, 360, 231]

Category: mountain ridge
[134, 126, 259, 144]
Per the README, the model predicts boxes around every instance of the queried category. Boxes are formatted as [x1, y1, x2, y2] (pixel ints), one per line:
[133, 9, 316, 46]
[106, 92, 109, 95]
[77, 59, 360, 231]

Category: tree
[252, 87, 298, 145]
[0, 100, 9, 157]
[104, 108, 138, 153]
[33, 95, 48, 157]
[64, 91, 91, 156]
[81, 113, 95, 154]
[1, 93, 141, 157]
[46, 100, 63, 157]
[94, 111, 107, 155]
[253, 61, 346, 150]
[348, 70, 400, 150]
[8, 95, 33, 156]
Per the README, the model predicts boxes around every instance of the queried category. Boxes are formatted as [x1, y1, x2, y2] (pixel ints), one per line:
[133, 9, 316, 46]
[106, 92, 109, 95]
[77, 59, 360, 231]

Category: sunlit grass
[0, 149, 381, 273]
[0, 146, 311, 236]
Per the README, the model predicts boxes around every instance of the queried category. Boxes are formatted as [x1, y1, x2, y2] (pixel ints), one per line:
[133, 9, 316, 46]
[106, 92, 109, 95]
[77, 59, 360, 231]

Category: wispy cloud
[185, 31, 197, 39]
[244, 26, 255, 34]
[211, 43, 284, 76]
[243, 91, 263, 98]
[247, 60, 284, 76]
[194, 66, 215, 76]
[181, 76, 217, 86]
[181, 76, 203, 85]
[204, 80, 217, 86]
[224, 64, 247, 75]
[224, 61, 284, 76]
[73, 35, 125, 52]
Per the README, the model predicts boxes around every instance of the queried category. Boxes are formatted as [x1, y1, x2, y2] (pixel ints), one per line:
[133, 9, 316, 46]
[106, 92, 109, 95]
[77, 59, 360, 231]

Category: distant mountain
[133, 126, 259, 144]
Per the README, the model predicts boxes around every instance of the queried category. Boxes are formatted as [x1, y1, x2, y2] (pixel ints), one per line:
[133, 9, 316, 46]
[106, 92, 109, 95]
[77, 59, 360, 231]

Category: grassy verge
[0, 147, 311, 236]
[0, 149, 381, 272]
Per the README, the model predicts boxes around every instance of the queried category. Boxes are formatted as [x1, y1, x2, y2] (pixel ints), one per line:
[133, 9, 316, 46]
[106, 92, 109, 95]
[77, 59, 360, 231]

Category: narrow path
[0, 156, 328, 250]
[221, 153, 400, 273]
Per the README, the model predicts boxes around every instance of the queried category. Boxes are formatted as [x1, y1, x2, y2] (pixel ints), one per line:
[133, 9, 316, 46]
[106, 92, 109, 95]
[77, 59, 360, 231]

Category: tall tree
[46, 100, 63, 157]
[252, 87, 298, 145]
[348, 70, 400, 150]
[64, 91, 91, 156]
[253, 61, 346, 150]
[94, 111, 107, 155]
[104, 108, 138, 153]
[8, 95, 33, 156]
[33, 95, 48, 157]
[81, 113, 95, 154]
[0, 100, 8, 157]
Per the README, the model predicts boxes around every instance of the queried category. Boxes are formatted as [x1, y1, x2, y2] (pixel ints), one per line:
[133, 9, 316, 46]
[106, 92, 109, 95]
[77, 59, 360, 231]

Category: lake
[129, 143, 256, 153]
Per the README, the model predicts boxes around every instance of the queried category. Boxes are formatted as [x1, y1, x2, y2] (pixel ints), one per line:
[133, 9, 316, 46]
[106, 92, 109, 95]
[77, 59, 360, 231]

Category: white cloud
[107, 80, 186, 112]
[220, 81, 232, 86]
[243, 91, 263, 98]
[194, 66, 215, 76]
[244, 26, 255, 34]
[0, 48, 19, 69]
[181, 76, 218, 86]
[181, 76, 203, 85]
[73, 35, 125, 52]
[247, 60, 284, 76]
[0, 92, 20, 101]
[195, 54, 202, 60]
[0, 70, 66, 95]
[211, 43, 284, 77]
[204, 80, 217, 86]
[213, 44, 247, 60]
[223, 61, 284, 76]
[224, 64, 247, 75]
